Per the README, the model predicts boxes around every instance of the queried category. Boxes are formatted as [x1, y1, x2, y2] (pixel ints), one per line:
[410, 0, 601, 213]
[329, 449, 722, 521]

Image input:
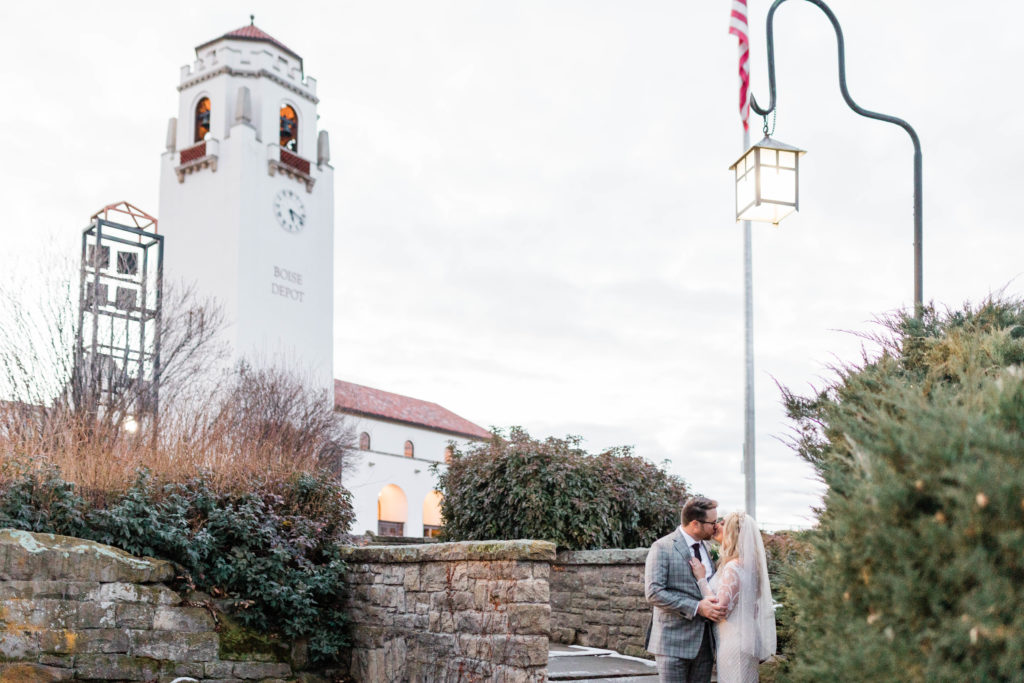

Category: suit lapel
[672, 530, 689, 563]
[674, 531, 702, 591]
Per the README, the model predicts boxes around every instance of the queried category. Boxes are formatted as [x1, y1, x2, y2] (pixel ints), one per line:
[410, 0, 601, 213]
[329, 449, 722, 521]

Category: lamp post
[729, 133, 805, 519]
[730, 0, 923, 518]
[745, 0, 923, 314]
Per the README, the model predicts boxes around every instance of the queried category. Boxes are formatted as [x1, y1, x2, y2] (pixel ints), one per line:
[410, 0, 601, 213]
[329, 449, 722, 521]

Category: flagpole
[731, 0, 756, 518]
[742, 127, 755, 518]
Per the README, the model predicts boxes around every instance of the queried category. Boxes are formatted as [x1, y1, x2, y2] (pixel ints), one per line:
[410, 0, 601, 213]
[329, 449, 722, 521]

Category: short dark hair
[681, 496, 718, 525]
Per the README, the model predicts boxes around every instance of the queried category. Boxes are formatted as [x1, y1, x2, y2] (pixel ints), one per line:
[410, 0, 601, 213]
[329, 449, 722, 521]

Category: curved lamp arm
[750, 0, 923, 314]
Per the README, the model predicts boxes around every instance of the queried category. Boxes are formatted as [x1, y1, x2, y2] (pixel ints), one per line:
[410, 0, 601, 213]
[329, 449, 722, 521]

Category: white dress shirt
[680, 527, 715, 582]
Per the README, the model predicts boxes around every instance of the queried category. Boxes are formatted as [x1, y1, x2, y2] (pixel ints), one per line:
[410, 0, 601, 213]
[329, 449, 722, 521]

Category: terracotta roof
[195, 22, 302, 64]
[334, 380, 491, 440]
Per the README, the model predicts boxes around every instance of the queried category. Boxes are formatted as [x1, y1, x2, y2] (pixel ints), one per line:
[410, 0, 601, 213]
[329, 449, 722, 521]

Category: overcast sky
[3, 1, 1021, 529]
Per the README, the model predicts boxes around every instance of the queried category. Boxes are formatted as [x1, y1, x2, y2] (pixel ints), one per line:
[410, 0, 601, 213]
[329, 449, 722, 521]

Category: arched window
[404, 440, 414, 458]
[280, 104, 298, 151]
[194, 97, 211, 142]
[423, 491, 444, 538]
[377, 484, 407, 537]
[359, 432, 371, 450]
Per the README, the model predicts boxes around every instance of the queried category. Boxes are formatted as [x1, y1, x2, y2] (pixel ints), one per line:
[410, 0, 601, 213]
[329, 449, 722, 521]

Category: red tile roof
[195, 22, 302, 64]
[334, 380, 491, 440]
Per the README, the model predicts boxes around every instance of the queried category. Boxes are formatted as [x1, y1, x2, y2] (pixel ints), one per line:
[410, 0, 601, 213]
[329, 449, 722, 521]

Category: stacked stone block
[549, 548, 651, 658]
[341, 540, 555, 682]
[0, 529, 302, 682]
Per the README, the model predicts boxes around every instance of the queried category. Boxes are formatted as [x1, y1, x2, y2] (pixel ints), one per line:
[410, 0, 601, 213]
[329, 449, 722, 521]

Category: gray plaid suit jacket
[644, 529, 717, 660]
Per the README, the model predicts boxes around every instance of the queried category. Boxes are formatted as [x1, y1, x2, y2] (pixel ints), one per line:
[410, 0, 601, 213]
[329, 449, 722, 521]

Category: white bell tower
[158, 21, 334, 397]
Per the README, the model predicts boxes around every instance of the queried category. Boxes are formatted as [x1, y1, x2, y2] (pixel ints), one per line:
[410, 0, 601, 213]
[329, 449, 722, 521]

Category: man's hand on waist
[697, 597, 726, 623]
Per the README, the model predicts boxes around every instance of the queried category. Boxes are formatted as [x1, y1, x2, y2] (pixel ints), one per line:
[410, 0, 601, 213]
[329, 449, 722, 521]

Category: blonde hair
[717, 512, 744, 567]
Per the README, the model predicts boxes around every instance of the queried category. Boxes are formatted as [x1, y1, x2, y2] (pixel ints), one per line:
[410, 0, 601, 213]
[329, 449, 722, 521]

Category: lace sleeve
[716, 562, 742, 617]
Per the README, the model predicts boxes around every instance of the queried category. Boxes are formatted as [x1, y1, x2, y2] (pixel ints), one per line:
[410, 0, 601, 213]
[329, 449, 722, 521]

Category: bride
[688, 512, 776, 683]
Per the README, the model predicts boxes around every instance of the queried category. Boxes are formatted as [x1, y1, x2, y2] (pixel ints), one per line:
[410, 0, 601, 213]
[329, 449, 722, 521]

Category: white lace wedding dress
[697, 516, 776, 683]
[707, 560, 760, 683]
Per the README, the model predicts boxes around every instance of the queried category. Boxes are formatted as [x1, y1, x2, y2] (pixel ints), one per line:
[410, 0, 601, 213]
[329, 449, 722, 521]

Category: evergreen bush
[762, 530, 813, 660]
[782, 300, 1024, 680]
[435, 426, 689, 550]
[0, 461, 353, 665]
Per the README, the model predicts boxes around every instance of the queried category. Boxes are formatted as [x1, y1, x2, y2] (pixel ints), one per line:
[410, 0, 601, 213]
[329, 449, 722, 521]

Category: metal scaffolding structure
[74, 202, 163, 432]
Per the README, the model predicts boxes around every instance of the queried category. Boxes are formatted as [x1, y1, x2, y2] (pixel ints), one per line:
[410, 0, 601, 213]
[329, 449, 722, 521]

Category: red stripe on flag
[729, 0, 751, 131]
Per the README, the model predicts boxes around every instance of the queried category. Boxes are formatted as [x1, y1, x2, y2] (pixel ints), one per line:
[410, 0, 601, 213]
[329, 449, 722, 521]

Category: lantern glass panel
[778, 150, 796, 168]
[736, 168, 755, 214]
[734, 148, 757, 218]
[738, 200, 797, 224]
[761, 167, 796, 205]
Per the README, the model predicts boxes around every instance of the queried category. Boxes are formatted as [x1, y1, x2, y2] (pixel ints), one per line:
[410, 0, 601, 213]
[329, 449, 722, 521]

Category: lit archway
[377, 484, 407, 537]
[423, 491, 443, 538]
[194, 97, 211, 142]
[280, 104, 298, 151]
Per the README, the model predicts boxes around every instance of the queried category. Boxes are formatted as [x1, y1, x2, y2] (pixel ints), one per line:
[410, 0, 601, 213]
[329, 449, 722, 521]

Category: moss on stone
[344, 539, 556, 564]
[0, 662, 71, 682]
[217, 614, 289, 661]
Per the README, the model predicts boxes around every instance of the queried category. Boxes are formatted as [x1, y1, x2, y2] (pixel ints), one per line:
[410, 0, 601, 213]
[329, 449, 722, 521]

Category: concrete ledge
[554, 549, 649, 565]
[342, 540, 557, 563]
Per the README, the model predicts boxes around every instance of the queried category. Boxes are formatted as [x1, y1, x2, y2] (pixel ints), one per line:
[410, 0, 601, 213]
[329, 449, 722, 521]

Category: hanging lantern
[730, 136, 806, 225]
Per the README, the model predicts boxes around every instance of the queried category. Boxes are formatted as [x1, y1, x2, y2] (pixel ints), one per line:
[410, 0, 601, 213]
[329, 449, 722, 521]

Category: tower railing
[267, 144, 316, 192]
[174, 139, 219, 183]
[179, 141, 207, 164]
[280, 148, 311, 175]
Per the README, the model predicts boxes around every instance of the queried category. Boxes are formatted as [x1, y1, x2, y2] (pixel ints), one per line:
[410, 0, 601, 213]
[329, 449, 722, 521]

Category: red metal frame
[90, 201, 158, 234]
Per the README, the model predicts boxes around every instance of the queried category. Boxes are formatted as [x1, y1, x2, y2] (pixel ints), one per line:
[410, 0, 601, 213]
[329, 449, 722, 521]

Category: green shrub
[0, 463, 353, 665]
[782, 300, 1024, 681]
[435, 426, 689, 550]
[0, 460, 88, 537]
[762, 530, 813, 658]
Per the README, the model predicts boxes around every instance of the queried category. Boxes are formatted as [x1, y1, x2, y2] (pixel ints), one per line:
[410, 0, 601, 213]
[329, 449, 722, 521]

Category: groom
[644, 496, 725, 682]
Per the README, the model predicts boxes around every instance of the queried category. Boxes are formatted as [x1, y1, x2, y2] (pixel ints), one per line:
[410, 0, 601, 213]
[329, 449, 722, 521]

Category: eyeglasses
[698, 518, 720, 527]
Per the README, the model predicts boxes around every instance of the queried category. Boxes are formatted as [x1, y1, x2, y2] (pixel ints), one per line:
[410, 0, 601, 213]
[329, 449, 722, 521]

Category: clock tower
[158, 21, 334, 396]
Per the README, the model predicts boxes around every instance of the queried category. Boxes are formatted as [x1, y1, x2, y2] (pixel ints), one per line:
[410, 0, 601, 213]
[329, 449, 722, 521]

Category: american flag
[729, 0, 751, 131]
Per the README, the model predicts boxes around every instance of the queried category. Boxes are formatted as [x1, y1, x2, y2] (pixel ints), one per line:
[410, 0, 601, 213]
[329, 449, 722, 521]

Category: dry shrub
[0, 271, 353, 498]
[157, 361, 353, 492]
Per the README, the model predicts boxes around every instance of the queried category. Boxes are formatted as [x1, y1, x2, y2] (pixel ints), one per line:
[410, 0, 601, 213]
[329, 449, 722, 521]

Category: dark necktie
[692, 542, 702, 562]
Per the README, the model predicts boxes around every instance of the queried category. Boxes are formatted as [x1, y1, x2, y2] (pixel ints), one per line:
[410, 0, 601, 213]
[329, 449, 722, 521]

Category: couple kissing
[644, 496, 776, 683]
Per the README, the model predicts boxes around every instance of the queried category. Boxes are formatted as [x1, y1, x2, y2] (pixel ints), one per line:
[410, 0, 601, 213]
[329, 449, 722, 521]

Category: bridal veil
[735, 513, 777, 662]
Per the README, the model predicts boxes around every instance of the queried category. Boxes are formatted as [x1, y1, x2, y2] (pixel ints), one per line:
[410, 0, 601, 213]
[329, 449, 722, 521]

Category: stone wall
[0, 529, 654, 682]
[549, 548, 651, 658]
[0, 529, 311, 682]
[341, 541, 554, 682]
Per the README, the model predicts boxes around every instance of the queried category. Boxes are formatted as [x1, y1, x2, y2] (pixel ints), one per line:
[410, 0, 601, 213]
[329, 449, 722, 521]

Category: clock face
[273, 188, 306, 233]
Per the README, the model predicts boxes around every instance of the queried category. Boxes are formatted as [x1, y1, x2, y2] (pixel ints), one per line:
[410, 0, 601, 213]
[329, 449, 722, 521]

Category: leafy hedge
[781, 301, 1024, 680]
[0, 462, 353, 665]
[760, 530, 813, 677]
[435, 426, 689, 550]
